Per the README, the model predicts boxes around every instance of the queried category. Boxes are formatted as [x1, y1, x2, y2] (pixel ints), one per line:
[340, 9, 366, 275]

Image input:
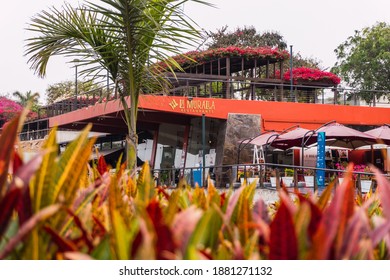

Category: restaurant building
[19, 46, 390, 186]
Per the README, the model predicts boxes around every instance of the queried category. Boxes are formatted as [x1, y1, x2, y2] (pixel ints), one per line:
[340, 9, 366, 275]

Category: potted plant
[282, 168, 294, 187]
[355, 164, 373, 193]
[336, 163, 373, 193]
[240, 166, 259, 185]
[336, 162, 348, 185]
[269, 168, 277, 187]
[304, 168, 314, 187]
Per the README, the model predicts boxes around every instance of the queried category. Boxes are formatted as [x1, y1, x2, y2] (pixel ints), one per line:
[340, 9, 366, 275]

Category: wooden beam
[280, 61, 284, 78]
[250, 65, 255, 100]
[226, 57, 231, 99]
[254, 59, 257, 78]
[266, 60, 270, 79]
[273, 63, 276, 78]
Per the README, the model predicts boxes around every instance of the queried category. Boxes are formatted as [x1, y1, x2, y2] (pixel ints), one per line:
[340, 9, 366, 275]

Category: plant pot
[270, 177, 277, 187]
[304, 176, 314, 187]
[360, 180, 372, 193]
[240, 177, 259, 185]
[281, 177, 293, 187]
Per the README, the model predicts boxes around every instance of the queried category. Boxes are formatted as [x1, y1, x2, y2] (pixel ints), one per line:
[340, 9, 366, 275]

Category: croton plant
[0, 113, 389, 260]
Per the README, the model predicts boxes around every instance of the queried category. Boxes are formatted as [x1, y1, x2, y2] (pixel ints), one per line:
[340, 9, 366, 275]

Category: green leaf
[136, 162, 155, 205]
[91, 235, 112, 260]
[111, 209, 133, 260]
[60, 181, 108, 235]
[0, 204, 60, 260]
[49, 124, 95, 206]
[30, 127, 58, 212]
[184, 208, 213, 260]
[317, 180, 335, 210]
[164, 190, 180, 225]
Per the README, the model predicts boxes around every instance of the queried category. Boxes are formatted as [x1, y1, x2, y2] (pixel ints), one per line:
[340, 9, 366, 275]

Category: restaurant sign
[169, 98, 216, 114]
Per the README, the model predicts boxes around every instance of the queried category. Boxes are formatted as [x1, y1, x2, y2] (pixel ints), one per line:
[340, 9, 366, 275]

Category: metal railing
[165, 77, 390, 107]
[151, 162, 388, 194]
[19, 129, 51, 141]
[27, 85, 115, 121]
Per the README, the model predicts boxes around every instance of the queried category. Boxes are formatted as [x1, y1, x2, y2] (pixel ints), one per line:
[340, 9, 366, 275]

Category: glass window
[137, 129, 155, 166]
[154, 123, 185, 169]
[185, 118, 221, 169]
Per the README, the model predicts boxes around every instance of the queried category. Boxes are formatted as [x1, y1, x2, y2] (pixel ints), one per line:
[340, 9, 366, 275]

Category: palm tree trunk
[120, 92, 138, 172]
[126, 103, 138, 171]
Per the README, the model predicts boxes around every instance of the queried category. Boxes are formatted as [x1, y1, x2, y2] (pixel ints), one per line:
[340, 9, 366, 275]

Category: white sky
[1, 0, 389, 103]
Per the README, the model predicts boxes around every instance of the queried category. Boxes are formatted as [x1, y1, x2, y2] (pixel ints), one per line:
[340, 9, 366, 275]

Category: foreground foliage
[1, 115, 390, 259]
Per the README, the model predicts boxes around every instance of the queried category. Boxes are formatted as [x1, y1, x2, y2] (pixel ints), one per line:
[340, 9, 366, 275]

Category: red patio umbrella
[365, 125, 390, 145]
[269, 122, 377, 166]
[241, 131, 279, 146]
[270, 127, 311, 150]
[314, 122, 377, 149]
[238, 131, 279, 164]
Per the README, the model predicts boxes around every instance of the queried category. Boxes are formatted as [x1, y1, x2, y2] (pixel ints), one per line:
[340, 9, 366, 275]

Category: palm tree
[12, 90, 39, 107]
[25, 0, 211, 170]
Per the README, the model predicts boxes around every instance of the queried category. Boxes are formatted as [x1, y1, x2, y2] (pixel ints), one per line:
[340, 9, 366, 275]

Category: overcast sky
[1, 0, 389, 103]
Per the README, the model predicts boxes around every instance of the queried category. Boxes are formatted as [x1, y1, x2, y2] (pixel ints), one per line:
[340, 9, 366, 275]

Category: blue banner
[316, 132, 326, 188]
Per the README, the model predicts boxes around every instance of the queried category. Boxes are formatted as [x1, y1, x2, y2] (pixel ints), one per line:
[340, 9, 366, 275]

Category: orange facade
[50, 95, 390, 131]
[138, 96, 390, 131]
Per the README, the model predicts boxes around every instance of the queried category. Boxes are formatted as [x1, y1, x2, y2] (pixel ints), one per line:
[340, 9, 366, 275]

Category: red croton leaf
[12, 151, 23, 175]
[44, 226, 78, 253]
[157, 186, 170, 200]
[11, 152, 44, 226]
[334, 167, 355, 258]
[0, 115, 19, 191]
[297, 194, 322, 238]
[92, 215, 107, 239]
[146, 199, 176, 260]
[269, 199, 298, 260]
[220, 192, 227, 208]
[16, 184, 32, 226]
[310, 165, 353, 259]
[97, 156, 108, 176]
[66, 209, 94, 252]
[0, 188, 21, 237]
[372, 165, 390, 218]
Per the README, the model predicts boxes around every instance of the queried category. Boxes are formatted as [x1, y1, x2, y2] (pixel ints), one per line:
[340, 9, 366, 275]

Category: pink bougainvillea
[0, 97, 39, 126]
[0, 97, 23, 126]
[154, 46, 290, 72]
[278, 67, 341, 85]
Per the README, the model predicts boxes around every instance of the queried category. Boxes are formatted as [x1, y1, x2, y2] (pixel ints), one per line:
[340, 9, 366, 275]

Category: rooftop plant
[154, 46, 290, 72]
[282, 67, 341, 85]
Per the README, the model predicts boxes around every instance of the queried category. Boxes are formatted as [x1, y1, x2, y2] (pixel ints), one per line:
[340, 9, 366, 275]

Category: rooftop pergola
[158, 46, 340, 100]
